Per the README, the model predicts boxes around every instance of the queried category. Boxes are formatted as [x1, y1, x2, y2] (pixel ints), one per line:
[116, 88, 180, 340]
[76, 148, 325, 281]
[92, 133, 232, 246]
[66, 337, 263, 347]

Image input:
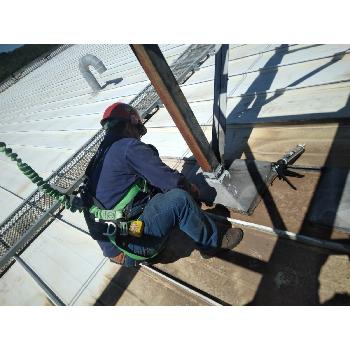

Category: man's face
[129, 111, 147, 138]
[125, 120, 147, 139]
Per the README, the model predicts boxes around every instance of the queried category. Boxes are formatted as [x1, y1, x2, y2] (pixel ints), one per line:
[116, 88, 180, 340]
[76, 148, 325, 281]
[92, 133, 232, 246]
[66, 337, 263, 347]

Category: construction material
[15, 255, 65, 306]
[140, 264, 223, 306]
[196, 159, 275, 213]
[212, 44, 229, 164]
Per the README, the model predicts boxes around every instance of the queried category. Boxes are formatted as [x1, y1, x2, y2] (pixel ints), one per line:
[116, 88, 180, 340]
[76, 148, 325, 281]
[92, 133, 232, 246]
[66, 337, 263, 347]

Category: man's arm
[125, 139, 195, 194]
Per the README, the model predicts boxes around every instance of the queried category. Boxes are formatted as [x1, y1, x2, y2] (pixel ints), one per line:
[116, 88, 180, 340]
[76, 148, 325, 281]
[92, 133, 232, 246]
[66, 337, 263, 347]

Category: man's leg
[113, 188, 242, 263]
[137, 188, 221, 248]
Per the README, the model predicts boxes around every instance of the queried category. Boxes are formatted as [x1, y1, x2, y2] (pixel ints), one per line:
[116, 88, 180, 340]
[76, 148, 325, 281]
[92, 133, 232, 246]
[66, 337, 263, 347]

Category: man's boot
[199, 226, 244, 259]
[220, 227, 244, 250]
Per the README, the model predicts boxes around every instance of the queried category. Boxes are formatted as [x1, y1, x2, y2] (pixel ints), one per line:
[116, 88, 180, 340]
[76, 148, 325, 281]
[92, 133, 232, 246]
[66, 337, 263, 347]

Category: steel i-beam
[130, 44, 220, 173]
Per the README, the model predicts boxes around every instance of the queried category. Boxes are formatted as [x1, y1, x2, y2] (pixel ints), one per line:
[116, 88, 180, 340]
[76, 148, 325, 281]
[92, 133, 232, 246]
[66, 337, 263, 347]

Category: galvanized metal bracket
[196, 159, 275, 214]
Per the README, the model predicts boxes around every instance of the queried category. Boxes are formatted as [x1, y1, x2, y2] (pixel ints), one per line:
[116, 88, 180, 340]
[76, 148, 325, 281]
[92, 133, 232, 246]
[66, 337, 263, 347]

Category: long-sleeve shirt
[89, 137, 188, 209]
[85, 135, 190, 264]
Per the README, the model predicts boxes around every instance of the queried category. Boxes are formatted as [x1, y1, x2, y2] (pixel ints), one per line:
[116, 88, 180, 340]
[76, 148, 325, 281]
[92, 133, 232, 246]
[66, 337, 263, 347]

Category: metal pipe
[79, 54, 107, 92]
[207, 213, 350, 254]
[15, 255, 66, 306]
[130, 44, 219, 173]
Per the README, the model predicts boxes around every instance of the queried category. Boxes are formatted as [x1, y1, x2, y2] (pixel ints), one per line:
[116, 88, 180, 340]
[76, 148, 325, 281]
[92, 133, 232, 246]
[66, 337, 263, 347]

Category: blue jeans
[99, 189, 220, 266]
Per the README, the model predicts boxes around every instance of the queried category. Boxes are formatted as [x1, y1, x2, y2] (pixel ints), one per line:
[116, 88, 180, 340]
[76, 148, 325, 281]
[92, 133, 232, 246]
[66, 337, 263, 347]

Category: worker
[83, 102, 244, 267]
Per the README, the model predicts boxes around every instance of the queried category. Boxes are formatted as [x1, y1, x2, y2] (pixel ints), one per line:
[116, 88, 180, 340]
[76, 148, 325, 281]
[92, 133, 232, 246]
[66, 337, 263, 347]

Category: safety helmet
[101, 102, 147, 137]
[101, 102, 141, 128]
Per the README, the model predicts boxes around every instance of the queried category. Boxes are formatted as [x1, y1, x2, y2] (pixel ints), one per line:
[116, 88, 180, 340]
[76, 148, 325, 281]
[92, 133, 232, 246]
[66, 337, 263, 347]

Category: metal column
[212, 45, 229, 164]
[130, 44, 220, 173]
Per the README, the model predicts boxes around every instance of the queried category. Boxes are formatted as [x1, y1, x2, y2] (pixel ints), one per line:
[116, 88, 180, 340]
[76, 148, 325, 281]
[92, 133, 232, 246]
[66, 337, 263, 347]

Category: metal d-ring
[103, 222, 117, 237]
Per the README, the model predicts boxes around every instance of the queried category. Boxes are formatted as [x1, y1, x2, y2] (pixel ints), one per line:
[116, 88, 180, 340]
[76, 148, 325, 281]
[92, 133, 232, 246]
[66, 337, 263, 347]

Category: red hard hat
[101, 102, 141, 128]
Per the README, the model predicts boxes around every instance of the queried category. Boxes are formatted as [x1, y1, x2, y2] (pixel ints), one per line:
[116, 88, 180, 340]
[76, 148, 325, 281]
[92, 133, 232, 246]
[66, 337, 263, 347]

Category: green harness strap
[89, 178, 147, 220]
[89, 179, 160, 261]
[108, 235, 161, 261]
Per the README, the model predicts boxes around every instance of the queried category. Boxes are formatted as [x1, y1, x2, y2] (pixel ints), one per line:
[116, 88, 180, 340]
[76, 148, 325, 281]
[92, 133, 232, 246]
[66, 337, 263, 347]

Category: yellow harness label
[129, 220, 144, 237]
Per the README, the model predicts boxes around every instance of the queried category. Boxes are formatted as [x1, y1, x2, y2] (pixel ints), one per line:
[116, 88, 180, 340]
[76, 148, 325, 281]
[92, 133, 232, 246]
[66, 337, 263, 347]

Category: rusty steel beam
[131, 44, 219, 173]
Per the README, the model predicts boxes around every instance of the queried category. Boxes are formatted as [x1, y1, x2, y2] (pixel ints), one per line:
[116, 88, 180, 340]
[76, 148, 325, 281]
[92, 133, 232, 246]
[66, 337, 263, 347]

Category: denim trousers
[99, 188, 220, 266]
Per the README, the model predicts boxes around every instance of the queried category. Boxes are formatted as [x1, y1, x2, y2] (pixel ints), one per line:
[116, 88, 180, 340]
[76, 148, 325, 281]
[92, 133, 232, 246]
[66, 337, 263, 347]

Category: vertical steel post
[212, 45, 229, 164]
[131, 44, 219, 173]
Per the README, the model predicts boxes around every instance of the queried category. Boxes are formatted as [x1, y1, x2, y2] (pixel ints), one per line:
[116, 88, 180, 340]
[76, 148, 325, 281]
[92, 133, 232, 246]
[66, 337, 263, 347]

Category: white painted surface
[0, 261, 53, 306]
[19, 220, 105, 305]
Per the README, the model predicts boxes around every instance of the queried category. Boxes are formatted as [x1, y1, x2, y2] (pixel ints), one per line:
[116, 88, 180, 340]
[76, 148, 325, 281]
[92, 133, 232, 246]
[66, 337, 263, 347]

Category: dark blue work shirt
[85, 134, 190, 264]
[89, 137, 186, 209]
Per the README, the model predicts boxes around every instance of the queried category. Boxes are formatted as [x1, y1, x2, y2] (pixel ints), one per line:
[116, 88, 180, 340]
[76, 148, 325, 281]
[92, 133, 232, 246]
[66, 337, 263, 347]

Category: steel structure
[212, 44, 229, 164]
[131, 44, 219, 173]
[0, 44, 215, 275]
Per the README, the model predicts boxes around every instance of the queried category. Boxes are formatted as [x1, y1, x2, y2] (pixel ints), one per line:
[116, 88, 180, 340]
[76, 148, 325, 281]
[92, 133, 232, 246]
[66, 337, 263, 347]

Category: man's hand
[110, 252, 125, 265]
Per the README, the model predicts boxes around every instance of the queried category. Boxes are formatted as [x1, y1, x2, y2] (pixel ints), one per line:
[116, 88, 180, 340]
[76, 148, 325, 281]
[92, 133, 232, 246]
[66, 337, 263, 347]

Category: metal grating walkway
[0, 44, 215, 275]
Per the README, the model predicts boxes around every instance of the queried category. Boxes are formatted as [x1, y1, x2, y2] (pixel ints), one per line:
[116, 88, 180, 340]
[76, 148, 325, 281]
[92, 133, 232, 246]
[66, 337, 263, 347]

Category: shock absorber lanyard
[0, 141, 161, 261]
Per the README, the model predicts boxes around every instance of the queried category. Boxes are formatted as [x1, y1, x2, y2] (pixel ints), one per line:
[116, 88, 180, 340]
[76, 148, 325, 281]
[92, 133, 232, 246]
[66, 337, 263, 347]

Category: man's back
[89, 136, 186, 210]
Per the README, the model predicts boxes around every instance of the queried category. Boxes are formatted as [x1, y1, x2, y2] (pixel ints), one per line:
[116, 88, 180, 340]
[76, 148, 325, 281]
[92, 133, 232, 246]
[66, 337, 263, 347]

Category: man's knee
[166, 188, 193, 206]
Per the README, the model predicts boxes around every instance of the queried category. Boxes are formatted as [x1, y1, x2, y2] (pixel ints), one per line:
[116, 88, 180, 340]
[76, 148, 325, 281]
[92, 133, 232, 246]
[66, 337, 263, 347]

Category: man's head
[101, 102, 147, 138]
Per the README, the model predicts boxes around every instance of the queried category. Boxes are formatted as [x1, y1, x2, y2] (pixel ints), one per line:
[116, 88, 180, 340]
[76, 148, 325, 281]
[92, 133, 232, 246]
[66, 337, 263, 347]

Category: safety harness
[0, 140, 161, 263]
[85, 177, 160, 261]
